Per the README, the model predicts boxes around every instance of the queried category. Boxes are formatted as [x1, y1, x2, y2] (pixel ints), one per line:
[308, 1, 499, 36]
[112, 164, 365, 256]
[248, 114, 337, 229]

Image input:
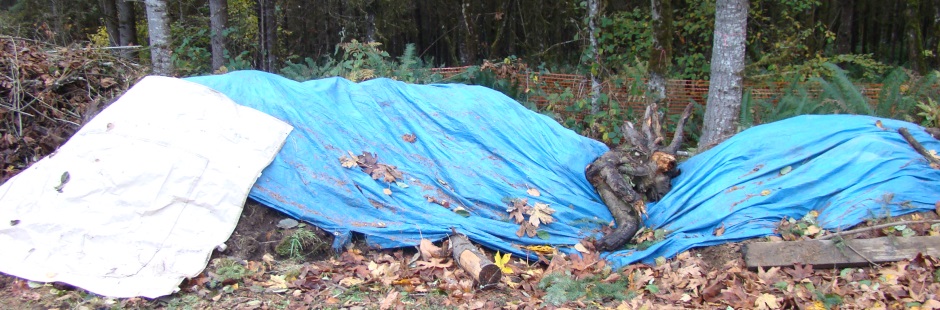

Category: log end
[477, 264, 502, 286]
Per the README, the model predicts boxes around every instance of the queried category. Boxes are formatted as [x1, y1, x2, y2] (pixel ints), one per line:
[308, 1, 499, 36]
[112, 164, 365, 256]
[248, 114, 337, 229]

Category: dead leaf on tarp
[425, 195, 450, 208]
[383, 188, 392, 196]
[875, 120, 886, 130]
[714, 223, 725, 237]
[516, 221, 537, 238]
[527, 202, 555, 227]
[339, 151, 358, 168]
[341, 151, 404, 183]
[453, 206, 470, 217]
[507, 198, 528, 223]
[402, 133, 416, 143]
[527, 187, 541, 197]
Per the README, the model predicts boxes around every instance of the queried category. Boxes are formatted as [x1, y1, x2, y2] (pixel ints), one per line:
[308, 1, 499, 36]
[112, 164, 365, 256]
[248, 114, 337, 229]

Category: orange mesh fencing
[431, 67, 883, 123]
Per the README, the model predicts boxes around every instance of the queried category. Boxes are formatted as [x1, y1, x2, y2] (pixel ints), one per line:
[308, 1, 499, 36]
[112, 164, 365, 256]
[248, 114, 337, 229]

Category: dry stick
[899, 127, 940, 168]
[834, 236, 878, 267]
[817, 219, 940, 240]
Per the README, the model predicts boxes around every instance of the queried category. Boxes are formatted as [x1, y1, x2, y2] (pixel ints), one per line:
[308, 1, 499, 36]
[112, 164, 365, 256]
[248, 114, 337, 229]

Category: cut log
[900, 127, 940, 168]
[926, 127, 940, 140]
[743, 235, 940, 269]
[450, 233, 501, 286]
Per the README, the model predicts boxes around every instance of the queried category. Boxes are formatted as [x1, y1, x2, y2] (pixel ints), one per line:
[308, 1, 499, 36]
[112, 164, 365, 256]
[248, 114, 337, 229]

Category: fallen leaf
[574, 242, 590, 254]
[402, 133, 416, 143]
[415, 257, 452, 270]
[506, 199, 528, 223]
[339, 151, 358, 168]
[804, 225, 821, 235]
[383, 188, 392, 195]
[494, 251, 513, 274]
[754, 293, 780, 309]
[522, 245, 556, 255]
[379, 290, 399, 310]
[784, 263, 813, 281]
[714, 223, 726, 236]
[339, 277, 364, 287]
[760, 189, 771, 196]
[527, 202, 555, 227]
[527, 188, 541, 197]
[419, 239, 442, 260]
[875, 120, 886, 130]
[516, 221, 537, 237]
[453, 206, 470, 217]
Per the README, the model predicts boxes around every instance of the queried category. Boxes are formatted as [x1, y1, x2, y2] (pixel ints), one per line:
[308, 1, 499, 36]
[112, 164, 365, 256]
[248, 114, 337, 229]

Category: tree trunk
[144, 0, 172, 76]
[648, 0, 673, 104]
[364, 0, 376, 42]
[836, 0, 854, 54]
[116, 0, 138, 59]
[257, 0, 277, 71]
[699, 0, 748, 150]
[905, 0, 926, 75]
[587, 0, 601, 115]
[209, 0, 228, 71]
[98, 0, 120, 46]
[458, 0, 478, 65]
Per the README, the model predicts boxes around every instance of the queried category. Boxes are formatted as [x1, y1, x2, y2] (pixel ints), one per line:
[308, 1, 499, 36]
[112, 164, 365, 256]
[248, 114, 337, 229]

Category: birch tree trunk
[145, 0, 172, 76]
[209, 0, 228, 71]
[587, 0, 601, 115]
[648, 0, 673, 104]
[699, 0, 747, 149]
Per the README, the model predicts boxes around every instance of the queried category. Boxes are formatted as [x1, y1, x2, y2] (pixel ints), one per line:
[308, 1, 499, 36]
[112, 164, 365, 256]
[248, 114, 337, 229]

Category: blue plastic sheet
[186, 71, 612, 256]
[187, 71, 940, 268]
[606, 114, 940, 267]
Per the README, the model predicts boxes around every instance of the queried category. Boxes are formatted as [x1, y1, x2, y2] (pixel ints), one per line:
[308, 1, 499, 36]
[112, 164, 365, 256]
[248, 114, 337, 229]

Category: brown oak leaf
[516, 221, 537, 238]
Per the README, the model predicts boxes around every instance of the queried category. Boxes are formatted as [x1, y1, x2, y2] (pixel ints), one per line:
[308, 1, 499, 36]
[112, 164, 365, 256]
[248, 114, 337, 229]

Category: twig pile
[0, 36, 144, 184]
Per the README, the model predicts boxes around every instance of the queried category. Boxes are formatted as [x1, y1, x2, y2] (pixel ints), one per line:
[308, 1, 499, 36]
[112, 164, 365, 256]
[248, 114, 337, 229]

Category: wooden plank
[743, 235, 940, 269]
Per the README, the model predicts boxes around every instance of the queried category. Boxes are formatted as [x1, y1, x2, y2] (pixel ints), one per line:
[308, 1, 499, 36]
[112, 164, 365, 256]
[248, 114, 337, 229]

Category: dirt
[221, 198, 294, 262]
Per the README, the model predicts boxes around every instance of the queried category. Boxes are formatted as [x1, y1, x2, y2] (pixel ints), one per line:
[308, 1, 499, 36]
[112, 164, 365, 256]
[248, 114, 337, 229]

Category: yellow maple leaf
[494, 251, 513, 274]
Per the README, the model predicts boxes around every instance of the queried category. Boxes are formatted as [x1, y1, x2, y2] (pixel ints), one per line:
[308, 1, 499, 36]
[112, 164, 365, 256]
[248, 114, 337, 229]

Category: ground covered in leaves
[3, 203, 940, 309]
[3, 37, 940, 309]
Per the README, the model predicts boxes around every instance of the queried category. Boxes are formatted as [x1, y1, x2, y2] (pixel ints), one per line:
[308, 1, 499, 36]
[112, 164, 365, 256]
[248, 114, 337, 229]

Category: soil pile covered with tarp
[189, 71, 940, 269]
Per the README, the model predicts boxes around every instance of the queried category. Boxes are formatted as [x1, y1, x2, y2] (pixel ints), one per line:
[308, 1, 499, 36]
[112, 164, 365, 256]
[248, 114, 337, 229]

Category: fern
[539, 272, 587, 306]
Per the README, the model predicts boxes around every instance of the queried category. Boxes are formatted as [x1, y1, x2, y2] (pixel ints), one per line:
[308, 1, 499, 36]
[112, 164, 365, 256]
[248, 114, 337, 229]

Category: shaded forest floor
[2, 201, 940, 309]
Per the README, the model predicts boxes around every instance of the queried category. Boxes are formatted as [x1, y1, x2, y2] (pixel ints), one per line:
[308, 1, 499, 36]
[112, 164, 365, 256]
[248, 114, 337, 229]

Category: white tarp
[0, 76, 292, 298]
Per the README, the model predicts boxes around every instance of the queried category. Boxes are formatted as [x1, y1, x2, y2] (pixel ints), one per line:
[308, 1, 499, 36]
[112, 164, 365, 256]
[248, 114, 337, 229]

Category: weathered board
[743, 236, 940, 269]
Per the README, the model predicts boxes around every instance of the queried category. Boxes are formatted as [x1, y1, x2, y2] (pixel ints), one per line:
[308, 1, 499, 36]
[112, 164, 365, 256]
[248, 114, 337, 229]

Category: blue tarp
[187, 71, 940, 268]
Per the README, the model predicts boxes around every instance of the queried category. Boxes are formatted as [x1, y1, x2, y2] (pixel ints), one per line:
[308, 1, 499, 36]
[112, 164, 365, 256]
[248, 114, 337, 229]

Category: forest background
[2, 0, 939, 147]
